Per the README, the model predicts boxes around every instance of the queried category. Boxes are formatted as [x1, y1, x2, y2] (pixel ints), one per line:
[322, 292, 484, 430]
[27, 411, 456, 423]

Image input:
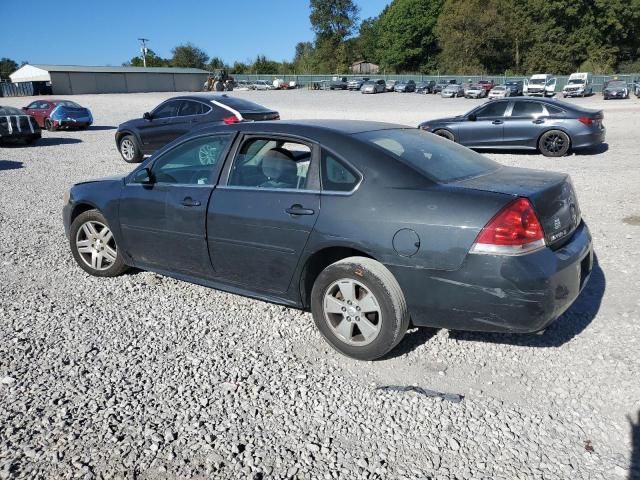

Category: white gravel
[1, 89, 639, 479]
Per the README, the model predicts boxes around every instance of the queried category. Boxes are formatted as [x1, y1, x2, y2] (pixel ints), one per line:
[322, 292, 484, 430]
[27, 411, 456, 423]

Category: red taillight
[578, 116, 593, 125]
[223, 115, 240, 125]
[471, 198, 545, 255]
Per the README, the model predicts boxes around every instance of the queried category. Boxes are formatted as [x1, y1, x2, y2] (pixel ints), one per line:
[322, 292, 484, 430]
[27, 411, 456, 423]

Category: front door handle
[286, 204, 315, 216]
[492, 120, 503, 125]
[181, 197, 201, 207]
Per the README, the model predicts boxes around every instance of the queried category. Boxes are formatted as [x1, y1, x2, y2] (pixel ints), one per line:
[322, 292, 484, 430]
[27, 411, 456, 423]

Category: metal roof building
[9, 64, 210, 95]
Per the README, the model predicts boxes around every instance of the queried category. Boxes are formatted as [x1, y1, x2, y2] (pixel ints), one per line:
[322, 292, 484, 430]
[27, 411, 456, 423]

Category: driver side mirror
[143, 112, 153, 121]
[468, 114, 477, 121]
[132, 167, 153, 184]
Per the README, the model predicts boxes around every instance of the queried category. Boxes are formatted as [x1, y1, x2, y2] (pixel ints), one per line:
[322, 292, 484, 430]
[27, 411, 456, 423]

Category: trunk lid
[454, 166, 581, 248]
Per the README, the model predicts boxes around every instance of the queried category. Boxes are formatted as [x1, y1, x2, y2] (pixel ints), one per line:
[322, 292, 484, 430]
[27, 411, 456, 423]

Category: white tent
[9, 65, 51, 83]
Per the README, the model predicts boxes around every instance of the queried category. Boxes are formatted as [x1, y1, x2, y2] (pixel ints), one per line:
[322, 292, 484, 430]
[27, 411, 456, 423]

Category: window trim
[319, 147, 363, 196]
[220, 132, 321, 192]
[125, 132, 236, 187]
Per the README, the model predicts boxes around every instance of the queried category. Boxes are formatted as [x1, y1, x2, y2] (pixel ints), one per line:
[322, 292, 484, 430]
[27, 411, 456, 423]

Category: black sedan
[64, 120, 593, 360]
[416, 80, 436, 94]
[602, 80, 629, 100]
[419, 97, 605, 157]
[0, 106, 41, 145]
[115, 94, 279, 163]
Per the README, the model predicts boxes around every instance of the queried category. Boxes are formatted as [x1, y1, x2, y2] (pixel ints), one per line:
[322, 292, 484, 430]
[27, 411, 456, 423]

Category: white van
[525, 74, 557, 97]
[562, 72, 593, 97]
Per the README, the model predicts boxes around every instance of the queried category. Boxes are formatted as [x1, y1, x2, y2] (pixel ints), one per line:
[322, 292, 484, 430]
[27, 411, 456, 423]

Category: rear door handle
[181, 197, 201, 207]
[532, 119, 545, 124]
[492, 120, 503, 125]
[286, 204, 315, 216]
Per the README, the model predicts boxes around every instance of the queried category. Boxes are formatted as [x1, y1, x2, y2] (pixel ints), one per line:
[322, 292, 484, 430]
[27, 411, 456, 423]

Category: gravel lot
[1, 89, 639, 480]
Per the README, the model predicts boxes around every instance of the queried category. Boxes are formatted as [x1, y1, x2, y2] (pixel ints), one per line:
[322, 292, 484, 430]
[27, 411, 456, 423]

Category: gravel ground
[1, 89, 639, 480]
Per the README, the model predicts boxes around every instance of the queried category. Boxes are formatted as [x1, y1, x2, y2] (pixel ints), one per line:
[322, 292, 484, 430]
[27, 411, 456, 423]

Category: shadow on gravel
[0, 160, 23, 171]
[449, 254, 605, 348]
[88, 125, 117, 131]
[382, 327, 438, 359]
[36, 138, 83, 146]
[479, 143, 609, 156]
[631, 410, 640, 480]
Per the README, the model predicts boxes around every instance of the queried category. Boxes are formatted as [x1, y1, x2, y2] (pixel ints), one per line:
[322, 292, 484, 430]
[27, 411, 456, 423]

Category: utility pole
[138, 38, 150, 67]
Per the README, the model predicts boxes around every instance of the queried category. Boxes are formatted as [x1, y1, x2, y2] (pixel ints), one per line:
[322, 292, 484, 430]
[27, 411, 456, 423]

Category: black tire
[118, 134, 143, 163]
[44, 118, 56, 131]
[69, 209, 128, 277]
[433, 129, 455, 142]
[538, 129, 571, 157]
[310, 256, 409, 361]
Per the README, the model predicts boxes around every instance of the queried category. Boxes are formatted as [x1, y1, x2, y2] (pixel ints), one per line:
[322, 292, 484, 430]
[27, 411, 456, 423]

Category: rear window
[354, 129, 499, 184]
[215, 96, 270, 112]
[56, 100, 81, 108]
[0, 107, 24, 115]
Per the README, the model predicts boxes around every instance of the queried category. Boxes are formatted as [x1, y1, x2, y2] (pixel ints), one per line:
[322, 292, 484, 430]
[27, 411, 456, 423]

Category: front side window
[511, 101, 544, 118]
[150, 135, 231, 185]
[152, 100, 182, 119]
[321, 152, 359, 192]
[355, 128, 499, 184]
[475, 102, 508, 118]
[228, 138, 312, 190]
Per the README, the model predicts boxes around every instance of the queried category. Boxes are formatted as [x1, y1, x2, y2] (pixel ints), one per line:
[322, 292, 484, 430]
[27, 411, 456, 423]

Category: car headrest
[261, 149, 297, 181]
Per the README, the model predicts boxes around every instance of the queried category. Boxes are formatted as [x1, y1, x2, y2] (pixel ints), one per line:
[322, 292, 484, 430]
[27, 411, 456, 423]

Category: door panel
[140, 100, 184, 152]
[207, 188, 319, 293]
[459, 101, 509, 147]
[502, 101, 548, 147]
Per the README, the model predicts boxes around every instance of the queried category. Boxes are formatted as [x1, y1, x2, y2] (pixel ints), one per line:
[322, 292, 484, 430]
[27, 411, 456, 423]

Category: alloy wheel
[543, 133, 566, 154]
[198, 144, 219, 165]
[323, 279, 382, 346]
[75, 221, 118, 271]
[120, 138, 136, 161]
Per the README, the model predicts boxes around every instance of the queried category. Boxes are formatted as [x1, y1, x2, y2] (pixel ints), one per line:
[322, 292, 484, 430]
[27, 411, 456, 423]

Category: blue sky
[4, 0, 390, 66]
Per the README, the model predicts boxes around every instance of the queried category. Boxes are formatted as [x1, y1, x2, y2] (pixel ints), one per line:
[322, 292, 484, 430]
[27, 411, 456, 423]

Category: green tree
[293, 41, 317, 73]
[170, 43, 209, 69]
[251, 55, 280, 74]
[208, 56, 226, 70]
[309, 0, 360, 72]
[0, 57, 18, 78]
[231, 61, 250, 74]
[127, 49, 168, 67]
[375, 0, 443, 73]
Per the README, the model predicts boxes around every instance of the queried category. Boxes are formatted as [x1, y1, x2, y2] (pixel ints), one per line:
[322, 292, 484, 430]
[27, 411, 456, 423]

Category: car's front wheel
[433, 129, 455, 142]
[311, 257, 409, 361]
[538, 130, 570, 157]
[118, 135, 143, 163]
[70, 209, 128, 277]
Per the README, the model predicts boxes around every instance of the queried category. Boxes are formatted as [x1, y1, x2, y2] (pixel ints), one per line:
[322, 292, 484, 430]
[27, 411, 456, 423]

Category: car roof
[196, 119, 407, 137]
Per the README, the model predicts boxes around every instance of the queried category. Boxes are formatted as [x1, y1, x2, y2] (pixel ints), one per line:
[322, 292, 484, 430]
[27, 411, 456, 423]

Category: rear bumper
[572, 128, 606, 149]
[391, 221, 593, 333]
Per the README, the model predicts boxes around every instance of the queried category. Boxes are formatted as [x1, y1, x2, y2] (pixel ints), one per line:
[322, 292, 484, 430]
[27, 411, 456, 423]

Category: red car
[22, 99, 93, 131]
[477, 80, 495, 93]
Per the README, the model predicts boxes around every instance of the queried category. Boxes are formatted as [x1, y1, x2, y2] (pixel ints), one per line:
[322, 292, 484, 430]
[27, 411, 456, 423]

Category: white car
[488, 85, 509, 99]
[464, 84, 486, 98]
[441, 84, 464, 98]
[252, 80, 274, 91]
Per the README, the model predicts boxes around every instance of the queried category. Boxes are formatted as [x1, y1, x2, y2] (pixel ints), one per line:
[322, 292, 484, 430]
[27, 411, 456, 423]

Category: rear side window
[321, 152, 359, 192]
[354, 129, 499, 184]
[546, 104, 565, 115]
[179, 101, 209, 116]
[511, 102, 544, 117]
[475, 102, 508, 118]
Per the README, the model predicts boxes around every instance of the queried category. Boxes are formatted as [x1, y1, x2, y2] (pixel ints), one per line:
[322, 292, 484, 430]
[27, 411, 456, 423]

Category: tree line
[3, 0, 640, 78]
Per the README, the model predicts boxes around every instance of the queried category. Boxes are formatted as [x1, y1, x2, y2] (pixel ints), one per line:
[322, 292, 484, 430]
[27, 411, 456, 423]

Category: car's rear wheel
[119, 135, 143, 163]
[44, 118, 56, 131]
[538, 130, 570, 157]
[311, 257, 409, 361]
[70, 210, 128, 277]
[433, 129, 455, 142]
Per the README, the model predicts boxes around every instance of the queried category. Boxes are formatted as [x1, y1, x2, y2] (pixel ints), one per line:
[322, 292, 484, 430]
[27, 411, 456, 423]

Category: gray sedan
[419, 97, 605, 157]
[63, 119, 593, 360]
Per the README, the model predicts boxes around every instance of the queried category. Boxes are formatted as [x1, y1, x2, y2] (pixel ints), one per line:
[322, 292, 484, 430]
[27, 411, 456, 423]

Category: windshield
[0, 106, 25, 115]
[607, 81, 626, 88]
[529, 78, 546, 85]
[363, 81, 375, 85]
[568, 79, 585, 85]
[493, 86, 505, 91]
[354, 128, 499, 184]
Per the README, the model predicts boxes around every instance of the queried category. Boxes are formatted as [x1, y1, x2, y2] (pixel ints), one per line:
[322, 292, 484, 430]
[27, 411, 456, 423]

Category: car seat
[259, 148, 298, 189]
